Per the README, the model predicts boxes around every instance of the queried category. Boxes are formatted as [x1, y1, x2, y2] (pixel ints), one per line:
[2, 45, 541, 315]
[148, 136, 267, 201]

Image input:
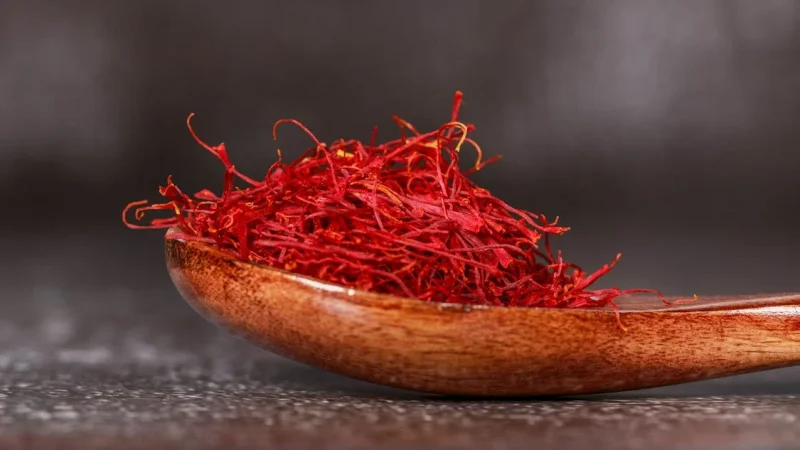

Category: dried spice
[124, 92, 681, 326]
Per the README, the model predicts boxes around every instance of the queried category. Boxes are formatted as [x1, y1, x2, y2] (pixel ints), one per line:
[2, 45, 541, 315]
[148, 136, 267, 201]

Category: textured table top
[1, 230, 799, 449]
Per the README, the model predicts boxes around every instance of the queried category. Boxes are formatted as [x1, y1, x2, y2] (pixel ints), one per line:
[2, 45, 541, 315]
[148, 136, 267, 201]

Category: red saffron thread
[123, 92, 689, 329]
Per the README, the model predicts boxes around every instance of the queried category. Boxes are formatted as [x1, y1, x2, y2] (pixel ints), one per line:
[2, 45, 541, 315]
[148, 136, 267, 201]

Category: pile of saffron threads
[124, 91, 676, 326]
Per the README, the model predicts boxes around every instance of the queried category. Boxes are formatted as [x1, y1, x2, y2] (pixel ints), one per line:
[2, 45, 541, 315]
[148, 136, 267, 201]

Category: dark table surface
[2, 229, 799, 450]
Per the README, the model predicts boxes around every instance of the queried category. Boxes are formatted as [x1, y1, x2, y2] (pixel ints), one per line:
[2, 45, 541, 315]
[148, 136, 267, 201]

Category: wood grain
[164, 232, 800, 396]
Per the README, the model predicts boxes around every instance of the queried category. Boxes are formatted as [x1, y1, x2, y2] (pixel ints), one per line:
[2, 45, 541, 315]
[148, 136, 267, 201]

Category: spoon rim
[165, 228, 800, 314]
[167, 228, 507, 313]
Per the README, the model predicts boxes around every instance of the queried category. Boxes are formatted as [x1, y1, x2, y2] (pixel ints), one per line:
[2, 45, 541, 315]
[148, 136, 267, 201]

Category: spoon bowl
[165, 230, 800, 396]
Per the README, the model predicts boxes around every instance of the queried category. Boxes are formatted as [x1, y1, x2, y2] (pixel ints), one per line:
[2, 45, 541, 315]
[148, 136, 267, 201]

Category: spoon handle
[599, 295, 800, 392]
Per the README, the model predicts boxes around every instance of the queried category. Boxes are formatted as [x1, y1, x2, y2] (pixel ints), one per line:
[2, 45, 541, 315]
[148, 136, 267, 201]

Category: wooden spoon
[165, 231, 800, 397]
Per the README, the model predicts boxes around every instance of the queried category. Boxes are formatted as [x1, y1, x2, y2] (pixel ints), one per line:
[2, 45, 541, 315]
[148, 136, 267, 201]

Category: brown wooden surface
[165, 234, 800, 397]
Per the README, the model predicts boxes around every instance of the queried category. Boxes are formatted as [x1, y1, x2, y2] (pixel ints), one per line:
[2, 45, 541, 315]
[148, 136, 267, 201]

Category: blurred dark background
[2, 0, 797, 295]
[1, 2, 800, 447]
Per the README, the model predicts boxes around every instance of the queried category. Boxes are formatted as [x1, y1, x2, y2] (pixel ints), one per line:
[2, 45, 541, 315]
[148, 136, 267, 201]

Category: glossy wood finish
[165, 231, 800, 396]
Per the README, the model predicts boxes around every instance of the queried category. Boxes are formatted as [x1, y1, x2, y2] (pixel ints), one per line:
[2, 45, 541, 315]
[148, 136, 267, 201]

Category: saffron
[124, 92, 680, 326]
